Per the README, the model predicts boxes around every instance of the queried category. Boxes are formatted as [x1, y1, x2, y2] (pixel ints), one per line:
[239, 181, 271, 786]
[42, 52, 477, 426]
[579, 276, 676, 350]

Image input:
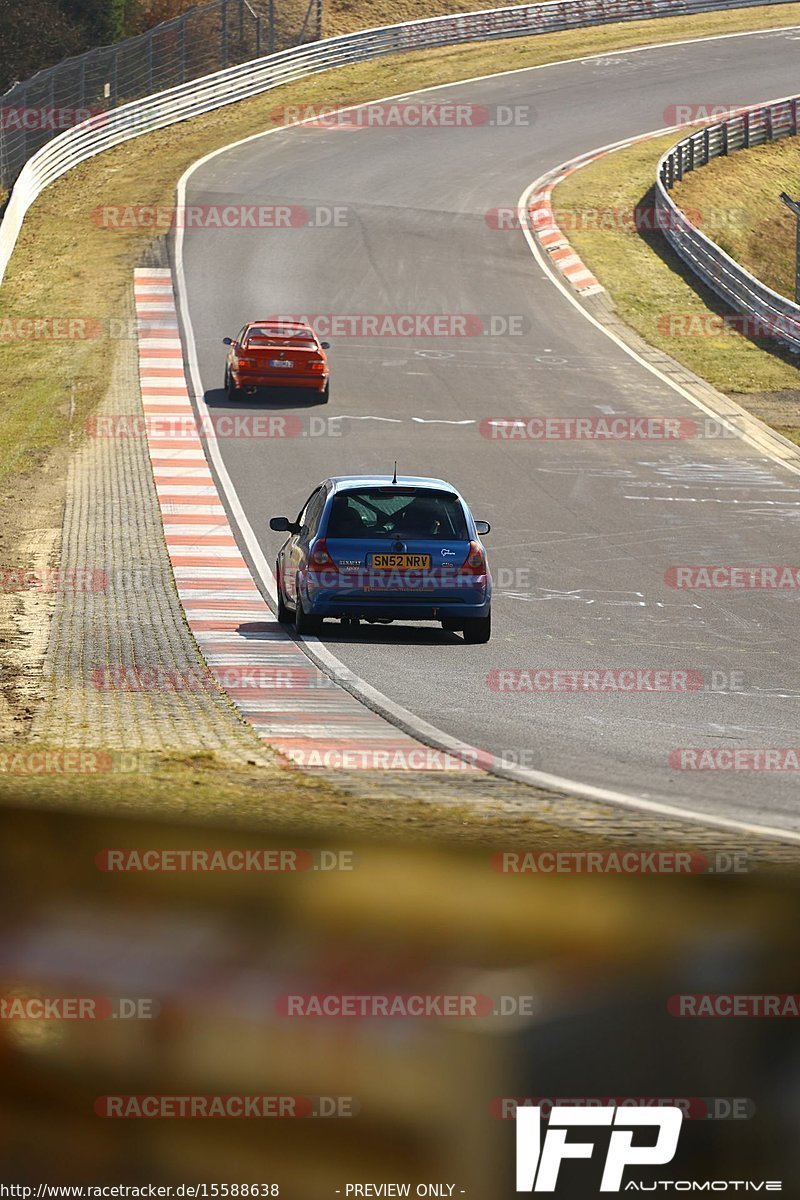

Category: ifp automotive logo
[515, 1106, 782, 1192]
[516, 1105, 682, 1192]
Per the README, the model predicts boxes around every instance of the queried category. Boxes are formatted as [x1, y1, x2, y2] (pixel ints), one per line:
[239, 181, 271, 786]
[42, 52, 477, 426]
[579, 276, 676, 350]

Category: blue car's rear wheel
[295, 594, 323, 637]
[275, 567, 293, 625]
[462, 612, 491, 644]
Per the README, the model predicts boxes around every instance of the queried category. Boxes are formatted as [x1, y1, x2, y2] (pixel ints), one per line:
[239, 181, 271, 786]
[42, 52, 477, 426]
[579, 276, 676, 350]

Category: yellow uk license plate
[371, 554, 431, 569]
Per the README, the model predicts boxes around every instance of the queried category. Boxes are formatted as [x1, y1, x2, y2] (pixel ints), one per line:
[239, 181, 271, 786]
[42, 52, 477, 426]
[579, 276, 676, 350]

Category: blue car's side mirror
[475, 520, 491, 535]
[271, 516, 301, 534]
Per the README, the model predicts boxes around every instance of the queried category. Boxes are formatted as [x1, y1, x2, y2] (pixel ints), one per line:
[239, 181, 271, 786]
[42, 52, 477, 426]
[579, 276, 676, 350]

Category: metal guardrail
[0, 0, 322, 190]
[656, 97, 800, 352]
[2, 0, 798, 287]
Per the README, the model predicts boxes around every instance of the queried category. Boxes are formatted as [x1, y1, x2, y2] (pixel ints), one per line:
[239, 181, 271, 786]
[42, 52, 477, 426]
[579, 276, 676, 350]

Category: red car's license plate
[269, 359, 294, 368]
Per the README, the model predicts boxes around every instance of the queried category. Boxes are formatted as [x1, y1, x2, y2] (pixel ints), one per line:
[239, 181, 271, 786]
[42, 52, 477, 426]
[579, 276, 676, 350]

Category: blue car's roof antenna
[392, 460, 398, 485]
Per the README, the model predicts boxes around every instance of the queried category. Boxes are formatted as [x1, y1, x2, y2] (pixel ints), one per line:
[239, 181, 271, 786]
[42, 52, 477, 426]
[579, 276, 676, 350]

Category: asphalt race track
[179, 25, 800, 831]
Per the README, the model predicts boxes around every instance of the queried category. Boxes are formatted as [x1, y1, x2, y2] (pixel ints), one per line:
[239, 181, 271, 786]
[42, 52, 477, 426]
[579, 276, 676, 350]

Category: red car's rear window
[246, 326, 317, 346]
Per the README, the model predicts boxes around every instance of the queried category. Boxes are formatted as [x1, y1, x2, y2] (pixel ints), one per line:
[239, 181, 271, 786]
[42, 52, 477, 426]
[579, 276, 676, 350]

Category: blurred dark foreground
[0, 804, 797, 1196]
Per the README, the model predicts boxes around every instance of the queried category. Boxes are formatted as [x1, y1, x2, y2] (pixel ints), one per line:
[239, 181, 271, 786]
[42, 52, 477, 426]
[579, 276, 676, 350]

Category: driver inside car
[389, 498, 444, 538]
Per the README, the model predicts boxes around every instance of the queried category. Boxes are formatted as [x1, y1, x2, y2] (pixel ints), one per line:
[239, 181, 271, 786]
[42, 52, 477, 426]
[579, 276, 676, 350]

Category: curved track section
[178, 26, 800, 832]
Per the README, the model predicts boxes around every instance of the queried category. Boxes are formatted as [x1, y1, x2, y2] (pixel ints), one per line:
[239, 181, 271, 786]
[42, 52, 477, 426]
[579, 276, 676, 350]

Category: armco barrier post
[779, 192, 800, 304]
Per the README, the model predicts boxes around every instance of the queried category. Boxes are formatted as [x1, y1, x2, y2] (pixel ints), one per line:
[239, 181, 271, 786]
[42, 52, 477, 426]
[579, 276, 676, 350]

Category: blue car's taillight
[460, 541, 487, 574]
[308, 539, 335, 569]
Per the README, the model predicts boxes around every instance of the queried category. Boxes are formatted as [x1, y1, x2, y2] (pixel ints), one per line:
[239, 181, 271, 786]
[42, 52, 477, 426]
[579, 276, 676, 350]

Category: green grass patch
[0, 745, 614, 848]
[554, 132, 800, 396]
[672, 135, 800, 300]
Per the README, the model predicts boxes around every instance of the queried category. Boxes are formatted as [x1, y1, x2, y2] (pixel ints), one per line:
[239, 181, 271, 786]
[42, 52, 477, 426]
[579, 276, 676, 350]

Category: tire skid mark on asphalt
[134, 268, 480, 774]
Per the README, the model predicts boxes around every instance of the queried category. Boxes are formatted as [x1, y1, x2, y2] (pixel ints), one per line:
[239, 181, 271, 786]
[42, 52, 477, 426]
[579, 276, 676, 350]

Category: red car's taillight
[237, 356, 256, 368]
[308, 360, 326, 373]
[461, 541, 487, 574]
[309, 539, 335, 569]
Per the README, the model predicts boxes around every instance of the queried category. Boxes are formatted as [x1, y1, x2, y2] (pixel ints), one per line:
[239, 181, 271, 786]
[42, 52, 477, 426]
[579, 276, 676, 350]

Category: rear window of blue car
[326, 489, 469, 540]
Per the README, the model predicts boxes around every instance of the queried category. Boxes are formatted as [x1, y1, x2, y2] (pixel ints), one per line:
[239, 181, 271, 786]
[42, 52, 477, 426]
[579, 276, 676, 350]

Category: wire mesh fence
[3, 0, 798, 281]
[0, 0, 322, 189]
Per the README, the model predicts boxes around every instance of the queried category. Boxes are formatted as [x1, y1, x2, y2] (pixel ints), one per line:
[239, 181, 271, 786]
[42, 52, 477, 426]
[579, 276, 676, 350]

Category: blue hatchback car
[270, 475, 492, 643]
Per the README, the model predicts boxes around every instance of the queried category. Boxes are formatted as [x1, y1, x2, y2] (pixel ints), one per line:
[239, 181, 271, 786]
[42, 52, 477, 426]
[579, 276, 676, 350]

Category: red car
[222, 320, 330, 402]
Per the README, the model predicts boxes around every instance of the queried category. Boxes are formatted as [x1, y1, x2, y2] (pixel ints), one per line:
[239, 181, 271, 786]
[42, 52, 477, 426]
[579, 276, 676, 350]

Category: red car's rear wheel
[224, 366, 240, 401]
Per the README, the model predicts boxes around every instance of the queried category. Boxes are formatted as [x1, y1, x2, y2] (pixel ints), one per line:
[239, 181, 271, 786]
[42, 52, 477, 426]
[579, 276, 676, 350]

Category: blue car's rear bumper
[307, 598, 491, 621]
[302, 573, 491, 621]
